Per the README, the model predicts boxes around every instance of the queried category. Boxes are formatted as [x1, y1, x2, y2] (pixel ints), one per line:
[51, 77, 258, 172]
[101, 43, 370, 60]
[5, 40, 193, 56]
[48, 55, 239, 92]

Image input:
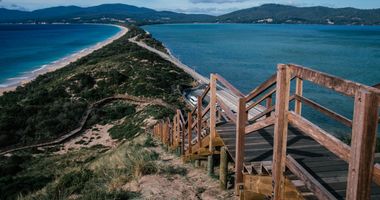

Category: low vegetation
[0, 25, 192, 148]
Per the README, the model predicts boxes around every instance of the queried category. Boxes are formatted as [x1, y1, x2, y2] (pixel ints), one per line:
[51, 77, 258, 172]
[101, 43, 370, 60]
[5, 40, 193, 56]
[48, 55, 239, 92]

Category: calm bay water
[144, 24, 380, 135]
[0, 24, 120, 87]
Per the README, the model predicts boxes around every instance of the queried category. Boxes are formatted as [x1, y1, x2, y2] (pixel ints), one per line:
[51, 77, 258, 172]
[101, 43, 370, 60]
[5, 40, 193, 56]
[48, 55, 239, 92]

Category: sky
[1, 0, 380, 15]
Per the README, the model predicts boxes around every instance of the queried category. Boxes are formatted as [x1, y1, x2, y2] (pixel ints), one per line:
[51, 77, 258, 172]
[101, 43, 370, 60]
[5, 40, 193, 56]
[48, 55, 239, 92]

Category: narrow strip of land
[129, 36, 263, 116]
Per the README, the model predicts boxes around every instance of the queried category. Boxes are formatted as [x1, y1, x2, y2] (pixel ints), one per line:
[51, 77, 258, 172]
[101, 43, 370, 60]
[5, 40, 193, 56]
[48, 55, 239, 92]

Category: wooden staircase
[152, 64, 380, 200]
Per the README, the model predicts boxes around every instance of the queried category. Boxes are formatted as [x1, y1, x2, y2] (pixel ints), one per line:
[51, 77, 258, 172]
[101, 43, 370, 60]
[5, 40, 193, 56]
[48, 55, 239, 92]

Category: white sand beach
[0, 25, 128, 95]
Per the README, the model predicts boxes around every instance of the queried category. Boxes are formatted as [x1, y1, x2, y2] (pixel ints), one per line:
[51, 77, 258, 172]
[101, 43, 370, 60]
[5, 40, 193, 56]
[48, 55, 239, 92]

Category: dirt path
[125, 144, 236, 200]
[0, 94, 173, 156]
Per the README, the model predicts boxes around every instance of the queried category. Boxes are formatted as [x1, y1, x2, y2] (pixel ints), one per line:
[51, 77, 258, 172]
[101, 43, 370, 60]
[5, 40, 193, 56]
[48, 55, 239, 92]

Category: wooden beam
[235, 97, 247, 194]
[266, 95, 272, 118]
[294, 77, 303, 115]
[187, 112, 193, 154]
[289, 64, 380, 99]
[215, 73, 245, 98]
[272, 64, 291, 200]
[217, 97, 236, 123]
[220, 146, 228, 189]
[288, 111, 351, 162]
[197, 96, 202, 149]
[346, 89, 379, 200]
[246, 88, 276, 112]
[245, 116, 275, 135]
[286, 155, 337, 200]
[200, 84, 211, 100]
[373, 164, 380, 186]
[295, 95, 352, 128]
[245, 73, 277, 103]
[248, 106, 275, 123]
[210, 74, 217, 152]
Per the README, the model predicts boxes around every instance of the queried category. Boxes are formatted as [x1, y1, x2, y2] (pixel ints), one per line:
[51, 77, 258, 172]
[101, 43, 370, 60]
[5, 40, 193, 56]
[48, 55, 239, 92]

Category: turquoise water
[0, 24, 121, 87]
[144, 24, 380, 135]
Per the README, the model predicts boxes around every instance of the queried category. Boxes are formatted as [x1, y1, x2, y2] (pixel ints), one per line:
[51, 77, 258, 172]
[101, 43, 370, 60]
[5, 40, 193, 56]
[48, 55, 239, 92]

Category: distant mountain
[1, 3, 380, 25]
[217, 4, 380, 25]
[0, 4, 214, 24]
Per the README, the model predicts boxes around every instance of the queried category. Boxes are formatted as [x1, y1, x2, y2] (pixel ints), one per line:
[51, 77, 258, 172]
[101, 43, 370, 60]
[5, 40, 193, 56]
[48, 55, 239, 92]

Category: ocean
[143, 23, 380, 136]
[0, 24, 121, 87]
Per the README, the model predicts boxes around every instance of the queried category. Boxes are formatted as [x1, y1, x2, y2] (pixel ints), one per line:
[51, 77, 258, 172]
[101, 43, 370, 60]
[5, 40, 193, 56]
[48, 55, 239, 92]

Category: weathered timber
[346, 90, 379, 200]
[220, 146, 228, 189]
[295, 77, 303, 115]
[235, 97, 247, 193]
[272, 64, 291, 200]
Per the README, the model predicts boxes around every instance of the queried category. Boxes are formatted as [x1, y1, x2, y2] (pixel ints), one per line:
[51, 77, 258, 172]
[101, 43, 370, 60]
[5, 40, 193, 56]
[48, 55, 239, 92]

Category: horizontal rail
[286, 155, 337, 200]
[289, 64, 380, 98]
[215, 73, 245, 98]
[245, 116, 275, 134]
[248, 106, 275, 123]
[288, 111, 351, 162]
[245, 73, 277, 102]
[246, 88, 276, 112]
[295, 95, 352, 127]
[217, 97, 237, 124]
[202, 104, 210, 118]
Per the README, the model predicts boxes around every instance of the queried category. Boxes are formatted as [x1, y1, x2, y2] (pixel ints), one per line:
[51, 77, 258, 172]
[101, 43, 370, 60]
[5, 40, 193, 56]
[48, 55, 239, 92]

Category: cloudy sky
[1, 0, 379, 15]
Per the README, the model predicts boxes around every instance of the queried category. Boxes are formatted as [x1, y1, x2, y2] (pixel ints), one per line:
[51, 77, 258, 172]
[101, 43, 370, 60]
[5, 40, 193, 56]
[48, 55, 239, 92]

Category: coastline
[0, 24, 128, 96]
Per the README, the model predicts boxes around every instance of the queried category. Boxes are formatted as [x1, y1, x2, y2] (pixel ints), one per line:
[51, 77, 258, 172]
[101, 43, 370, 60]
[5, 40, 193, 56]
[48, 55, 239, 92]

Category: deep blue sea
[0, 24, 121, 87]
[144, 24, 380, 136]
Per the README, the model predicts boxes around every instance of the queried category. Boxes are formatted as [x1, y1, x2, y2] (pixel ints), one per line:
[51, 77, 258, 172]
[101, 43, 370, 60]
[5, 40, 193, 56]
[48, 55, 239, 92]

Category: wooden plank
[272, 64, 291, 200]
[215, 73, 245, 98]
[373, 164, 380, 186]
[187, 112, 192, 154]
[295, 95, 352, 128]
[245, 73, 277, 102]
[289, 64, 380, 99]
[246, 88, 276, 112]
[197, 96, 202, 149]
[286, 155, 337, 200]
[245, 116, 275, 135]
[202, 104, 210, 118]
[295, 77, 303, 115]
[288, 111, 351, 162]
[210, 74, 217, 152]
[346, 89, 379, 200]
[235, 97, 247, 192]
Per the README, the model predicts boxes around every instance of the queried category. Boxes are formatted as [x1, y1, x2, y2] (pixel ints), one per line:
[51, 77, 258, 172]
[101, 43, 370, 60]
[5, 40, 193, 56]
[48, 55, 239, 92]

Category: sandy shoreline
[0, 24, 128, 95]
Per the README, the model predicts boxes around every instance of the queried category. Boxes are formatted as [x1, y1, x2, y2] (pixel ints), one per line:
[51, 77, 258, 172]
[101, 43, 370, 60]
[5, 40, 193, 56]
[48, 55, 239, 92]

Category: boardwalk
[152, 63, 380, 200]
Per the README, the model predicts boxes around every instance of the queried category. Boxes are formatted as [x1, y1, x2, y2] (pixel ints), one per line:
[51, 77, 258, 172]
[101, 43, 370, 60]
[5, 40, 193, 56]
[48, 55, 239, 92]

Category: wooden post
[173, 115, 177, 148]
[272, 64, 291, 200]
[197, 96, 202, 149]
[266, 95, 273, 117]
[295, 77, 303, 115]
[187, 112, 192, 154]
[159, 122, 163, 143]
[220, 146, 228, 189]
[208, 74, 217, 176]
[235, 97, 247, 193]
[210, 74, 217, 152]
[346, 89, 379, 200]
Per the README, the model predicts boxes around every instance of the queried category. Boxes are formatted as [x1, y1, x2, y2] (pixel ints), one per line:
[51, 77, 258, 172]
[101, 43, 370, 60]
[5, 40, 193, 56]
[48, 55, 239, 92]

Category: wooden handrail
[245, 73, 277, 102]
[294, 95, 353, 127]
[200, 84, 211, 101]
[245, 115, 275, 134]
[248, 106, 275, 123]
[202, 104, 210, 118]
[215, 73, 245, 98]
[289, 64, 380, 98]
[246, 88, 276, 112]
[373, 83, 380, 89]
[217, 97, 237, 123]
[288, 111, 351, 162]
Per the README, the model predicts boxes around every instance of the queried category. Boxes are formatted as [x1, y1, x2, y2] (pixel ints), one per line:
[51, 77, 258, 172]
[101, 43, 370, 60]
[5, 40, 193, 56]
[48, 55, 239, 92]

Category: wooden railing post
[272, 64, 291, 200]
[173, 115, 177, 148]
[235, 97, 247, 193]
[210, 74, 217, 151]
[159, 122, 163, 143]
[346, 89, 379, 200]
[187, 112, 192, 154]
[197, 96, 202, 149]
[295, 77, 303, 115]
[266, 95, 273, 117]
